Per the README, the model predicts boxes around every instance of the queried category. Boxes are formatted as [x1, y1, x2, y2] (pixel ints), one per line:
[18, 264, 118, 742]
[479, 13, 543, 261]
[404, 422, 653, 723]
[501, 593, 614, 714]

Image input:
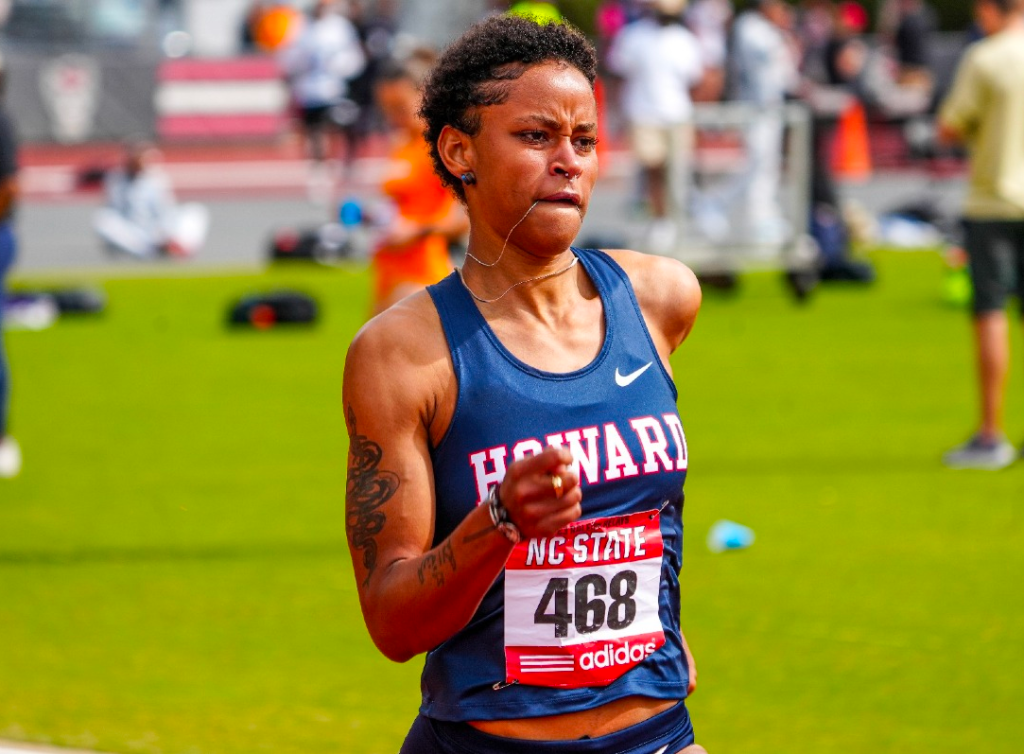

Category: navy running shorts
[398, 700, 694, 754]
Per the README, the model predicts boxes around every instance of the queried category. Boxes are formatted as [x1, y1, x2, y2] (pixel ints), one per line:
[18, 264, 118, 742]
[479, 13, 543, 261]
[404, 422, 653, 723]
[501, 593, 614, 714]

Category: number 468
[533, 570, 638, 638]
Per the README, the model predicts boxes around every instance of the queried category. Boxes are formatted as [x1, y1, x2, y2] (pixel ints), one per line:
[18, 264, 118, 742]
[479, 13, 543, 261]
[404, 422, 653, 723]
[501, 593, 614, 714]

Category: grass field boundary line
[11, 260, 375, 283]
[10, 261, 272, 283]
[0, 540, 350, 567]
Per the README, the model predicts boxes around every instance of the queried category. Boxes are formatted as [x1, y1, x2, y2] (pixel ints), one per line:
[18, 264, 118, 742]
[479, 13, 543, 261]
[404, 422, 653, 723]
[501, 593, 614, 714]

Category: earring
[460, 172, 477, 186]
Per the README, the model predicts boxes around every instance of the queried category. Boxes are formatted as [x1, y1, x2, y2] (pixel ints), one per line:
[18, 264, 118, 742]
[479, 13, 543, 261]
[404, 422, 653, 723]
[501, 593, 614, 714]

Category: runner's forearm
[358, 503, 514, 662]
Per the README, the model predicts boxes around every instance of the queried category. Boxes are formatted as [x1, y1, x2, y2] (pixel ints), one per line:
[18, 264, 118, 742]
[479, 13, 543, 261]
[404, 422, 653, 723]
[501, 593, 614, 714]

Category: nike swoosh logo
[615, 362, 653, 387]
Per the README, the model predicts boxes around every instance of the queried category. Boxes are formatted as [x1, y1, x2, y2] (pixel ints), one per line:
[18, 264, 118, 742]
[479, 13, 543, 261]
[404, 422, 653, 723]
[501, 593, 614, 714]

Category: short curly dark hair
[419, 15, 598, 201]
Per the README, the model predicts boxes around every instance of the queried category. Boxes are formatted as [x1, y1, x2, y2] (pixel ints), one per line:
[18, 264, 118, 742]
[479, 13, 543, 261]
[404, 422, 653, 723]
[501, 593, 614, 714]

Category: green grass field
[1, 251, 1022, 754]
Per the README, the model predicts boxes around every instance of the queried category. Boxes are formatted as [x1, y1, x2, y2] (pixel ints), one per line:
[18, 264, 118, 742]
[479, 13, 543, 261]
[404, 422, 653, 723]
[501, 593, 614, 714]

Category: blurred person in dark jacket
[825, 0, 869, 88]
[0, 49, 20, 478]
[893, 0, 937, 90]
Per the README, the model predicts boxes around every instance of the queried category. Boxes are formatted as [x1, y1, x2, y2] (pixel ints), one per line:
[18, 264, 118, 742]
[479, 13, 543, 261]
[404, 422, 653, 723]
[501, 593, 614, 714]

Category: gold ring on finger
[550, 473, 563, 498]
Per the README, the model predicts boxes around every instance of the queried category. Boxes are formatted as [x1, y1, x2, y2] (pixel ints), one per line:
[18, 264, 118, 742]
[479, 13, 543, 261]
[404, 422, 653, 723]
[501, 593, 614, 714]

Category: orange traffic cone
[832, 100, 872, 182]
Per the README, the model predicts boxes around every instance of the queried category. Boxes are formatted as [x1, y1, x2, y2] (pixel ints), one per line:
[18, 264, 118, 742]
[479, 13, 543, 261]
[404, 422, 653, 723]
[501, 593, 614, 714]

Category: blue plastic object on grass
[706, 519, 755, 553]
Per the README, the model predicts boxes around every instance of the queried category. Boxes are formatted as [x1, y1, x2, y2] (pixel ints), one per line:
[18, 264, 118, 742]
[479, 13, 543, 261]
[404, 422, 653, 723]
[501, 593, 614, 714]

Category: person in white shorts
[607, 0, 703, 253]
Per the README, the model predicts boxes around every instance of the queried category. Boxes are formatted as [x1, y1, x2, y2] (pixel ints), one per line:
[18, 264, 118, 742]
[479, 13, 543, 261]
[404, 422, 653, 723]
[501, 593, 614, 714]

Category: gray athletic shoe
[943, 434, 1017, 470]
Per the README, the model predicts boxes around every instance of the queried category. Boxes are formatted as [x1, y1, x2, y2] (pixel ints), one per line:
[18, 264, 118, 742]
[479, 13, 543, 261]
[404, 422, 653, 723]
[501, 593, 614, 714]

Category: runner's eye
[574, 137, 599, 154]
[519, 131, 548, 144]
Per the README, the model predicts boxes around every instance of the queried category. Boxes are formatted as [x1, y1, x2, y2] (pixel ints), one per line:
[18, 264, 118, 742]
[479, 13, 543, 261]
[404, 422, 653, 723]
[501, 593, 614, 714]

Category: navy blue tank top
[423, 248, 689, 722]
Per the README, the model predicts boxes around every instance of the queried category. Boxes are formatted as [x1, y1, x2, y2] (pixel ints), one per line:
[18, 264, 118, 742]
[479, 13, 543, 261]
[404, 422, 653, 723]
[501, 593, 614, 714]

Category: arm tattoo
[417, 540, 456, 587]
[345, 406, 399, 586]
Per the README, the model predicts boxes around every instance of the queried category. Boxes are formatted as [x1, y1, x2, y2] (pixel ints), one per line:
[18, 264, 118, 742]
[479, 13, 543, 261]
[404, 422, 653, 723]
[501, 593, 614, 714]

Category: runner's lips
[541, 191, 581, 206]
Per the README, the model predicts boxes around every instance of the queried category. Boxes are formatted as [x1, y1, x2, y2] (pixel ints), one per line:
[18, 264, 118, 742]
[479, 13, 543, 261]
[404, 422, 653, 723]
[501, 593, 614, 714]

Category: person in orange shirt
[371, 51, 468, 315]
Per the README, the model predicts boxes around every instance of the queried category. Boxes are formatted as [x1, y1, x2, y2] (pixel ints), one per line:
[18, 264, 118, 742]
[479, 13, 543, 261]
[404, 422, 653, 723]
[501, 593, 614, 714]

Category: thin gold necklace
[464, 200, 541, 269]
[460, 197, 581, 303]
[458, 253, 579, 304]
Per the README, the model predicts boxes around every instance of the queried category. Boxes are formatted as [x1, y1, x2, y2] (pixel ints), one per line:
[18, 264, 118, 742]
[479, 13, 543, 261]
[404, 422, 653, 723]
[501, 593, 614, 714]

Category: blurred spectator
[792, 2, 878, 281]
[698, 0, 798, 243]
[607, 0, 703, 252]
[344, 0, 398, 168]
[279, 0, 365, 201]
[938, 0, 1024, 469]
[0, 49, 20, 479]
[685, 0, 733, 101]
[825, 1, 869, 88]
[822, 0, 931, 118]
[892, 0, 937, 92]
[594, 0, 635, 143]
[93, 142, 209, 259]
[370, 51, 467, 315]
[595, 0, 629, 49]
[796, 0, 836, 83]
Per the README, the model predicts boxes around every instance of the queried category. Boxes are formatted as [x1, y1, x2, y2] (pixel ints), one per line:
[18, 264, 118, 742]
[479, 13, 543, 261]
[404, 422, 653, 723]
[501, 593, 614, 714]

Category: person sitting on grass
[93, 141, 209, 260]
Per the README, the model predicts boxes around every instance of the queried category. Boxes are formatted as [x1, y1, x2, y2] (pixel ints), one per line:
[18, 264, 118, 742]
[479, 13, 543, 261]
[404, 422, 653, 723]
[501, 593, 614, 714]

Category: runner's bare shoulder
[343, 290, 455, 430]
[603, 249, 701, 351]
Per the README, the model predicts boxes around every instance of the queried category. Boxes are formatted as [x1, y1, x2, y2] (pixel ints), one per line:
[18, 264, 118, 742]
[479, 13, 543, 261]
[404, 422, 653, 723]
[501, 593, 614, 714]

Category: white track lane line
[0, 743, 107, 754]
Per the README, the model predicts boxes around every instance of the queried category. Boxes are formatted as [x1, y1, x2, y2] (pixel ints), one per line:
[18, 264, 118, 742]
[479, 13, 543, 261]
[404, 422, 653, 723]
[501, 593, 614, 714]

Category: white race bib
[503, 509, 665, 688]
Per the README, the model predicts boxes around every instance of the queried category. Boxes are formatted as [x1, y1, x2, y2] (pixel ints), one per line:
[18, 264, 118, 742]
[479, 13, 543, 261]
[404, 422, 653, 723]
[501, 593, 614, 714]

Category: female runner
[343, 15, 706, 753]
